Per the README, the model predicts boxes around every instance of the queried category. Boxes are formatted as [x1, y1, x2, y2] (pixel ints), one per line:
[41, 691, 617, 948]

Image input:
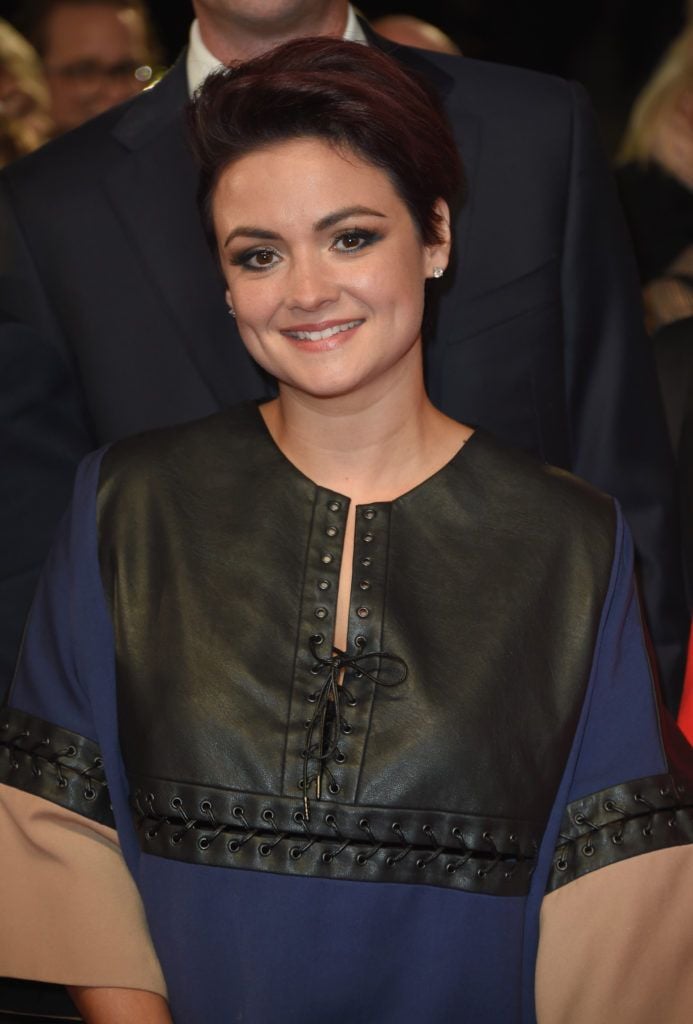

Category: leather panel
[97, 403, 616, 889]
[133, 776, 539, 896]
[548, 772, 693, 890]
[0, 706, 113, 826]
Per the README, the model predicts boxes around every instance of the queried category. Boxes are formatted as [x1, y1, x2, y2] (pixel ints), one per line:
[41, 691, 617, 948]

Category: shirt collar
[186, 5, 367, 97]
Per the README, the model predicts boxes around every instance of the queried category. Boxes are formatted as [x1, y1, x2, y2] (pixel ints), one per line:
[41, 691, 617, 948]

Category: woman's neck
[260, 371, 471, 504]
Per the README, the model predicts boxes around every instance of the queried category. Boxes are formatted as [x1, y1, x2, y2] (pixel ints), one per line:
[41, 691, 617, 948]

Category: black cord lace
[301, 635, 408, 819]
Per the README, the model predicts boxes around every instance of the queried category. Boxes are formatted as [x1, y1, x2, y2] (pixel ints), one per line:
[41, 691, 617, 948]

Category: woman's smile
[280, 318, 366, 347]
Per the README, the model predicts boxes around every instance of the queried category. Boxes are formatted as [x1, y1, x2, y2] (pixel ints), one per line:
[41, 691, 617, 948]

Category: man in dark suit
[0, 0, 686, 721]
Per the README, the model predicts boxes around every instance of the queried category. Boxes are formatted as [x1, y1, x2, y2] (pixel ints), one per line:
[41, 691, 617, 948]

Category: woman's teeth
[286, 320, 363, 341]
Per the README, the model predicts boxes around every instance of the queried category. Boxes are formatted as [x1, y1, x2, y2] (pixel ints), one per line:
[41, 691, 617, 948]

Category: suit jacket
[0, 32, 686, 708]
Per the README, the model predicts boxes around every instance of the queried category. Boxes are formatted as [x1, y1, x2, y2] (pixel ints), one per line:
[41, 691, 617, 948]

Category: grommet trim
[0, 707, 114, 827]
[132, 778, 539, 896]
[548, 772, 693, 890]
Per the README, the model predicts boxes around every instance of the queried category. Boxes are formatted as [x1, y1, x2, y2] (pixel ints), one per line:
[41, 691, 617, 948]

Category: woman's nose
[286, 254, 339, 311]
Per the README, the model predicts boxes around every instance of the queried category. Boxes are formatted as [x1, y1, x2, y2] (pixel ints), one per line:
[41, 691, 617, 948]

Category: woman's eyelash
[332, 228, 381, 252]
[229, 228, 382, 270]
[230, 247, 280, 270]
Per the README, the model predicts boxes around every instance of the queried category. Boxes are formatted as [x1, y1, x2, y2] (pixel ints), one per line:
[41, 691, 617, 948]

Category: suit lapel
[364, 23, 482, 391]
[103, 59, 270, 407]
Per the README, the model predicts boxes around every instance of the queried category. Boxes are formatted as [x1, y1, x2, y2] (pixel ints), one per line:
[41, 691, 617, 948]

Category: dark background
[0, 0, 688, 153]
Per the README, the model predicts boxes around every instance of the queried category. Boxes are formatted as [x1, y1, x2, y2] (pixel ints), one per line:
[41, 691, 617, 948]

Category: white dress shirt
[186, 5, 367, 96]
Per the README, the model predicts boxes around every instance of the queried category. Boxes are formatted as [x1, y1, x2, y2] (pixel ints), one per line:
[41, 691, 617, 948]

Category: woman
[0, 18, 52, 166]
[1, 38, 692, 1024]
[617, 24, 693, 329]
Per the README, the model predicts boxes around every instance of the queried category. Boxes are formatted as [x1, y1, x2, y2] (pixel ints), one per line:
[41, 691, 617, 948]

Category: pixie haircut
[187, 37, 465, 251]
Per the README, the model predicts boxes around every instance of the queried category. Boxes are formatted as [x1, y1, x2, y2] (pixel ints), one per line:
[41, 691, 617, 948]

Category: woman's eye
[332, 229, 379, 254]
[232, 248, 280, 271]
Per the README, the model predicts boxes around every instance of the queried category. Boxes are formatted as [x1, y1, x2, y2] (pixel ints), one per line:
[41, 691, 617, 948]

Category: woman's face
[212, 137, 450, 402]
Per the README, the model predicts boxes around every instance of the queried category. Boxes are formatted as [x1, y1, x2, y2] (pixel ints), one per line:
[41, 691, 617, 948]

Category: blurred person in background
[15, 0, 162, 136]
[617, 25, 693, 734]
[371, 14, 461, 55]
[617, 24, 693, 333]
[0, 18, 52, 165]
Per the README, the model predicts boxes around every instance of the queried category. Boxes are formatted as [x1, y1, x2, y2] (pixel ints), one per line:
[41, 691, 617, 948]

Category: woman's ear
[424, 199, 452, 279]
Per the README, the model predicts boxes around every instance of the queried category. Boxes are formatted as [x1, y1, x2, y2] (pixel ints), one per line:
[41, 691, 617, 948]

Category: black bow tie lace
[301, 634, 408, 819]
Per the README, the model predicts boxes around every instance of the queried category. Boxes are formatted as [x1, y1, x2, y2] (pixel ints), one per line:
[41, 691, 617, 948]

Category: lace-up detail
[549, 772, 693, 889]
[0, 707, 113, 826]
[132, 779, 539, 895]
[300, 634, 408, 819]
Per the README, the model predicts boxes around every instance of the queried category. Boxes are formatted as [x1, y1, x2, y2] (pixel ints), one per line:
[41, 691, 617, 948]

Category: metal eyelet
[198, 836, 210, 850]
[258, 843, 272, 857]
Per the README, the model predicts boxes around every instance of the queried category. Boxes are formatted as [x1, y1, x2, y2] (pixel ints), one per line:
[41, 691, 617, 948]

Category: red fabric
[678, 624, 693, 743]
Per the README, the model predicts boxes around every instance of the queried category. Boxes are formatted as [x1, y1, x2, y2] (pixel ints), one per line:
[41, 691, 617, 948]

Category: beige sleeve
[0, 782, 166, 996]
[535, 845, 693, 1024]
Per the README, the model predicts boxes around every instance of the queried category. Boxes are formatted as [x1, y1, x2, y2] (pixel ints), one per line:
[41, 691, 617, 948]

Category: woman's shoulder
[456, 428, 617, 559]
[98, 402, 264, 493]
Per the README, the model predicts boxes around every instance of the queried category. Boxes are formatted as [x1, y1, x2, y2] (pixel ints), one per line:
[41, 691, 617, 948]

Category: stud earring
[227, 306, 236, 318]
[432, 267, 444, 279]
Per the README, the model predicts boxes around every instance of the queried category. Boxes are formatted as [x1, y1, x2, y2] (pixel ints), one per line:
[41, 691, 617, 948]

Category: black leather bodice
[97, 403, 614, 894]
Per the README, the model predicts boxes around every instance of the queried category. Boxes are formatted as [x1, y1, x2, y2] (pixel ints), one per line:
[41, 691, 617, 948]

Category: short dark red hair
[187, 36, 464, 249]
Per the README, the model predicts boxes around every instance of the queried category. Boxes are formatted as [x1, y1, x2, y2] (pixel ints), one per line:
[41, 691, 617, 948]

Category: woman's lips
[280, 319, 365, 342]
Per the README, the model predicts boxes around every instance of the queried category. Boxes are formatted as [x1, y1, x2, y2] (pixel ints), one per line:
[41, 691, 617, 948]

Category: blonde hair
[0, 18, 52, 165]
[0, 17, 46, 87]
[620, 25, 693, 163]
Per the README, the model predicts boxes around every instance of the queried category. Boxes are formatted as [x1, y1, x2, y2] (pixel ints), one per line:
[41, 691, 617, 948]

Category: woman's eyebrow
[313, 206, 387, 231]
[223, 207, 386, 248]
[223, 227, 281, 247]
